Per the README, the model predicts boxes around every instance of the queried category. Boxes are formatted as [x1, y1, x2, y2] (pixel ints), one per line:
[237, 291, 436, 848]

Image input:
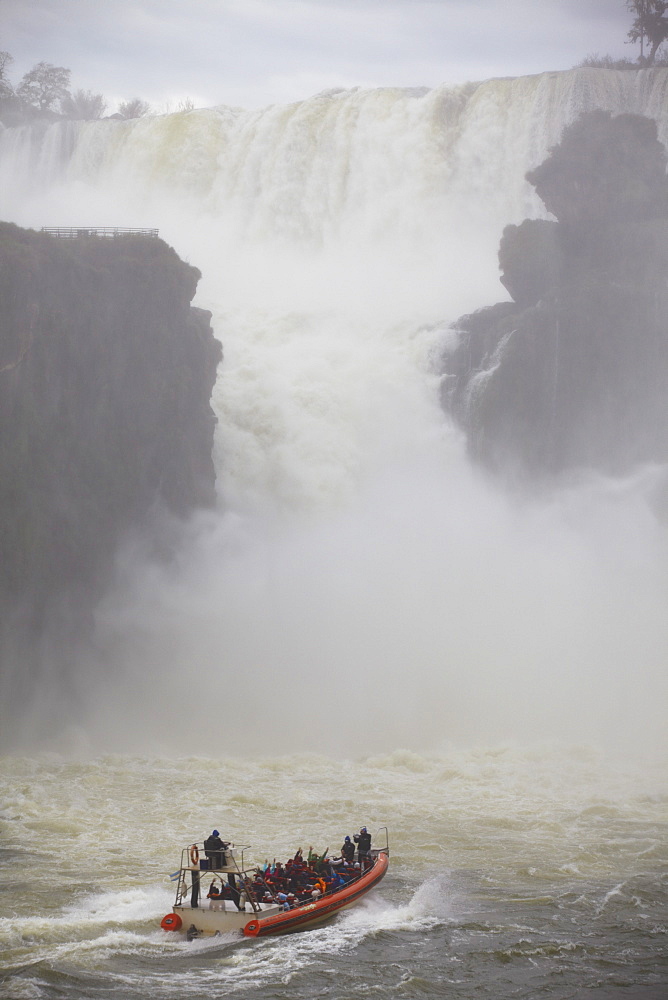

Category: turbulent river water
[1, 748, 667, 999]
[1, 69, 668, 997]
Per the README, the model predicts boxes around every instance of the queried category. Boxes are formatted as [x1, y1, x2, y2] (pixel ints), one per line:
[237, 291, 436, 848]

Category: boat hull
[173, 899, 280, 935]
[243, 850, 389, 937]
[162, 846, 390, 939]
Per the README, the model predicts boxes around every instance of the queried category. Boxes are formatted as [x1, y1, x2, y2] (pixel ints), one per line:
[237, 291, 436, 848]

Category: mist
[2, 72, 668, 760]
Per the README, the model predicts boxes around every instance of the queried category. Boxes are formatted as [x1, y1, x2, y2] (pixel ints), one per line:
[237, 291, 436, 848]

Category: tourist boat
[160, 829, 389, 939]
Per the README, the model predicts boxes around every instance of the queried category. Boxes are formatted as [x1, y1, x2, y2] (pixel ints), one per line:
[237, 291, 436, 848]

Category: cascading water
[1, 67, 667, 1000]
[1, 68, 668, 755]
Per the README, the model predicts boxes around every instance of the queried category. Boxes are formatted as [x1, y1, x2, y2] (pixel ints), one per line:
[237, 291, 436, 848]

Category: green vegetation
[0, 49, 153, 124]
[60, 88, 107, 120]
[578, 2, 668, 68]
[626, 0, 668, 65]
[117, 97, 151, 119]
[16, 61, 71, 111]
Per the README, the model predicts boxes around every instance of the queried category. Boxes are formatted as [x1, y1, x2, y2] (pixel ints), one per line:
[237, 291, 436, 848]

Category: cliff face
[442, 111, 668, 486]
[0, 223, 222, 674]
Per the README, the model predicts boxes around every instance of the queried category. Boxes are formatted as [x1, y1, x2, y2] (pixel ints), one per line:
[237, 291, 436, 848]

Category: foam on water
[1, 747, 666, 997]
[1, 76, 667, 996]
[2, 72, 668, 759]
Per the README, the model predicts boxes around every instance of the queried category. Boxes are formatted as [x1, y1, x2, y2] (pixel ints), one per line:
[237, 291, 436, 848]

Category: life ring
[190, 844, 199, 866]
[161, 912, 183, 931]
[243, 919, 260, 937]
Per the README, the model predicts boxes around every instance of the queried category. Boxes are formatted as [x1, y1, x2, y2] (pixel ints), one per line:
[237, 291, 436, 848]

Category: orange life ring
[243, 919, 260, 937]
[161, 912, 183, 931]
[190, 844, 199, 866]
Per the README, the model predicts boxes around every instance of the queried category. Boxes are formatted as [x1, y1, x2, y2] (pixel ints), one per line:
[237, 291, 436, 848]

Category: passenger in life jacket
[251, 872, 266, 897]
[341, 835, 355, 862]
[272, 862, 288, 889]
[207, 880, 223, 910]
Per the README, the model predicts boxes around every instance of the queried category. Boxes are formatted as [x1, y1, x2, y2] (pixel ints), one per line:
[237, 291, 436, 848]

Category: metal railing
[173, 832, 389, 914]
[174, 842, 262, 913]
[41, 227, 159, 239]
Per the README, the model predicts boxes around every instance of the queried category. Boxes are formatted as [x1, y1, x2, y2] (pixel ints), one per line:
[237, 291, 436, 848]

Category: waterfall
[3, 67, 667, 513]
[2, 68, 668, 755]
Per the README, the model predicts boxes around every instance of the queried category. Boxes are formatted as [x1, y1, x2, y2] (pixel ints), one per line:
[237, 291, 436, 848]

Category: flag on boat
[169, 871, 181, 881]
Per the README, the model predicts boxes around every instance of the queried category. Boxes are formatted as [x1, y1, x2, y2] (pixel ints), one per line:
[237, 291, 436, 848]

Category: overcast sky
[1, 0, 636, 112]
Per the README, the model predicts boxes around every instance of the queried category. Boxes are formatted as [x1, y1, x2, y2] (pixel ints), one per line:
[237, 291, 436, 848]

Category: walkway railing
[41, 227, 159, 239]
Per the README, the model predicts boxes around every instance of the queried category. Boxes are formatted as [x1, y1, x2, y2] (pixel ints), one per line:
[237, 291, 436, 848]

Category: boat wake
[0, 875, 451, 975]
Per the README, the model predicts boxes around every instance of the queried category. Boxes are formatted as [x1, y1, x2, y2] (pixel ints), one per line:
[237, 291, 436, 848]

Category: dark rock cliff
[0, 223, 222, 701]
[442, 111, 668, 487]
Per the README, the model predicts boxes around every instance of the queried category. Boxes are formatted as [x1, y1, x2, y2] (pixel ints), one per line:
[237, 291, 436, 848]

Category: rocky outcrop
[442, 111, 668, 485]
[0, 223, 222, 691]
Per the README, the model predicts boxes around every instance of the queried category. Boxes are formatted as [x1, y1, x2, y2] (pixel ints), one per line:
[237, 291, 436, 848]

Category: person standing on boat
[341, 836, 355, 863]
[207, 880, 223, 910]
[203, 829, 226, 869]
[354, 827, 371, 865]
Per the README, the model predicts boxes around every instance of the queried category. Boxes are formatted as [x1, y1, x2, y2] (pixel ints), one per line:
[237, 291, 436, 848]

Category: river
[1, 70, 667, 997]
[1, 747, 666, 998]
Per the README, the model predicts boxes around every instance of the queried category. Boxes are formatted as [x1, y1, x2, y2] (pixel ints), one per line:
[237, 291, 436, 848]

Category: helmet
[345, 836, 351, 842]
[361, 827, 367, 833]
[212, 829, 219, 836]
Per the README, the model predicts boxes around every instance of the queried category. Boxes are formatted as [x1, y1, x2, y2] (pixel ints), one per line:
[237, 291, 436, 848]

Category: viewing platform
[41, 227, 159, 239]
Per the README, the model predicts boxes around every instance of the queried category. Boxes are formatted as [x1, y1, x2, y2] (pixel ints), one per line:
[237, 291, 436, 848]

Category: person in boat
[207, 880, 223, 910]
[272, 862, 288, 888]
[317, 876, 327, 895]
[227, 872, 244, 910]
[203, 829, 227, 869]
[341, 863, 357, 882]
[341, 835, 355, 863]
[354, 827, 372, 865]
[330, 870, 346, 889]
[251, 871, 266, 896]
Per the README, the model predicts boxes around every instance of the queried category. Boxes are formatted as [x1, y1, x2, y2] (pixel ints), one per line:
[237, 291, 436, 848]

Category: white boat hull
[174, 900, 281, 934]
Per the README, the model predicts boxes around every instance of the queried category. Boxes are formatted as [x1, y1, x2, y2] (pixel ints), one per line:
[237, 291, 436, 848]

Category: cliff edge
[0, 223, 222, 697]
[442, 111, 668, 489]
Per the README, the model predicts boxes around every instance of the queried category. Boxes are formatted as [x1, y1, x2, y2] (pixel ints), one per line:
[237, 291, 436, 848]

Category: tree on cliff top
[117, 97, 150, 119]
[61, 88, 107, 120]
[0, 51, 13, 98]
[627, 0, 668, 64]
[17, 61, 71, 112]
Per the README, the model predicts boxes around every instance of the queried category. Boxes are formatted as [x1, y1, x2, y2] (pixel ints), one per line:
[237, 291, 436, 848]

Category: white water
[0, 746, 665, 999]
[1, 68, 668, 758]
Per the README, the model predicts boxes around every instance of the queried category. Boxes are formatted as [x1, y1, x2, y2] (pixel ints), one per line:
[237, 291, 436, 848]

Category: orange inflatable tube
[243, 851, 389, 937]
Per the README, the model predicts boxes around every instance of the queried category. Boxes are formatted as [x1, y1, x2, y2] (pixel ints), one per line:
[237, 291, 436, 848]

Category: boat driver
[203, 829, 228, 869]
